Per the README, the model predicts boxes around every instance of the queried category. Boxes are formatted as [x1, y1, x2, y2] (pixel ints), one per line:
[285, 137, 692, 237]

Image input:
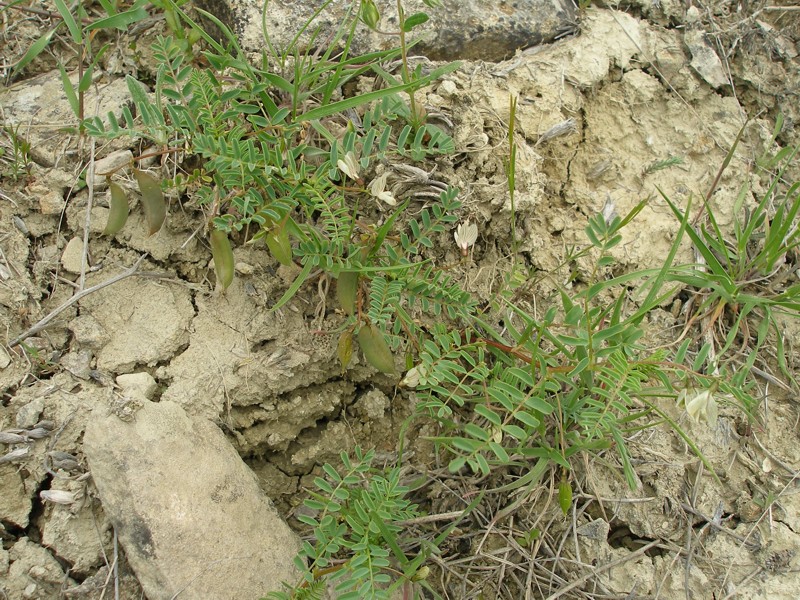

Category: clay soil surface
[2, 2, 800, 599]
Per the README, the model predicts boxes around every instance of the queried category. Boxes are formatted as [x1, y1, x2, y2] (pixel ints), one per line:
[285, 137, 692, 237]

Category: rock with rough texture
[116, 372, 158, 399]
[0, 72, 132, 166]
[7, 537, 76, 599]
[83, 399, 302, 600]
[60, 237, 84, 274]
[78, 267, 194, 372]
[40, 501, 107, 575]
[194, 0, 576, 62]
[684, 29, 729, 89]
[0, 469, 31, 528]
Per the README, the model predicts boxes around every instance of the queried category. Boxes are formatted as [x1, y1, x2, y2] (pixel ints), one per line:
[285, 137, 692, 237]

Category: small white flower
[601, 196, 618, 225]
[368, 172, 397, 206]
[40, 490, 77, 505]
[679, 388, 718, 426]
[454, 220, 478, 256]
[401, 364, 427, 388]
[337, 151, 360, 181]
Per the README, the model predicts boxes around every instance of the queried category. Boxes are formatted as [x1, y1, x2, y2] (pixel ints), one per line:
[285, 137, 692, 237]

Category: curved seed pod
[133, 168, 166, 235]
[357, 322, 396, 374]
[337, 330, 353, 373]
[265, 222, 293, 266]
[103, 180, 130, 236]
[0, 431, 27, 444]
[210, 229, 234, 290]
[337, 272, 359, 316]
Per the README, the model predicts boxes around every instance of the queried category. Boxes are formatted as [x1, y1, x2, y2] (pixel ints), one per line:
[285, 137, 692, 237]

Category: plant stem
[396, 0, 419, 127]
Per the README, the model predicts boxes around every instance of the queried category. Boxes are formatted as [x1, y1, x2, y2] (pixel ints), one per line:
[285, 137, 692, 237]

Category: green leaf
[58, 63, 80, 119]
[488, 441, 509, 463]
[464, 423, 489, 441]
[265, 221, 293, 266]
[53, 0, 82, 43]
[296, 62, 461, 122]
[514, 411, 539, 428]
[270, 261, 313, 313]
[474, 404, 501, 426]
[402, 12, 429, 32]
[12, 27, 58, 78]
[501, 424, 528, 441]
[86, 1, 150, 31]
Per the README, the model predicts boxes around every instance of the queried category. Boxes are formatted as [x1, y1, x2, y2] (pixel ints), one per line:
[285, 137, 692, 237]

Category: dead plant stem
[10, 254, 148, 347]
[544, 539, 659, 600]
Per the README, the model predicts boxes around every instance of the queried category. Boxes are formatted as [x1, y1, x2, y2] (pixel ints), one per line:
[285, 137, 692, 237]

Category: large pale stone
[194, 0, 576, 62]
[83, 399, 302, 600]
[78, 268, 194, 372]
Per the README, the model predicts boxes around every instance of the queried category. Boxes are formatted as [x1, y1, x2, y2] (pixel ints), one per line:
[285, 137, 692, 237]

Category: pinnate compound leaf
[103, 181, 130, 236]
[132, 169, 166, 234]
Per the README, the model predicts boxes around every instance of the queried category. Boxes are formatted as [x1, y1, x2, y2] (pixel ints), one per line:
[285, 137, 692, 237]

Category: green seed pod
[360, 0, 380, 30]
[210, 229, 234, 290]
[103, 180, 129, 236]
[337, 272, 359, 316]
[558, 476, 572, 516]
[357, 322, 395, 374]
[133, 168, 166, 235]
[265, 223, 293, 266]
[337, 330, 353, 373]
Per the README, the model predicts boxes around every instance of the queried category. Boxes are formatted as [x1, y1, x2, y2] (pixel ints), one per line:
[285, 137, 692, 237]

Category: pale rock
[83, 399, 302, 600]
[0, 72, 132, 166]
[89, 205, 111, 234]
[7, 538, 75, 598]
[0, 345, 11, 369]
[16, 397, 44, 428]
[0, 469, 31, 528]
[576, 518, 610, 540]
[194, 0, 575, 62]
[41, 502, 107, 575]
[36, 166, 74, 191]
[235, 261, 255, 275]
[60, 237, 84, 274]
[437, 79, 459, 98]
[78, 269, 194, 372]
[59, 349, 93, 380]
[353, 389, 389, 420]
[93, 149, 134, 183]
[685, 29, 730, 89]
[36, 190, 67, 215]
[68, 314, 110, 348]
[116, 372, 158, 400]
